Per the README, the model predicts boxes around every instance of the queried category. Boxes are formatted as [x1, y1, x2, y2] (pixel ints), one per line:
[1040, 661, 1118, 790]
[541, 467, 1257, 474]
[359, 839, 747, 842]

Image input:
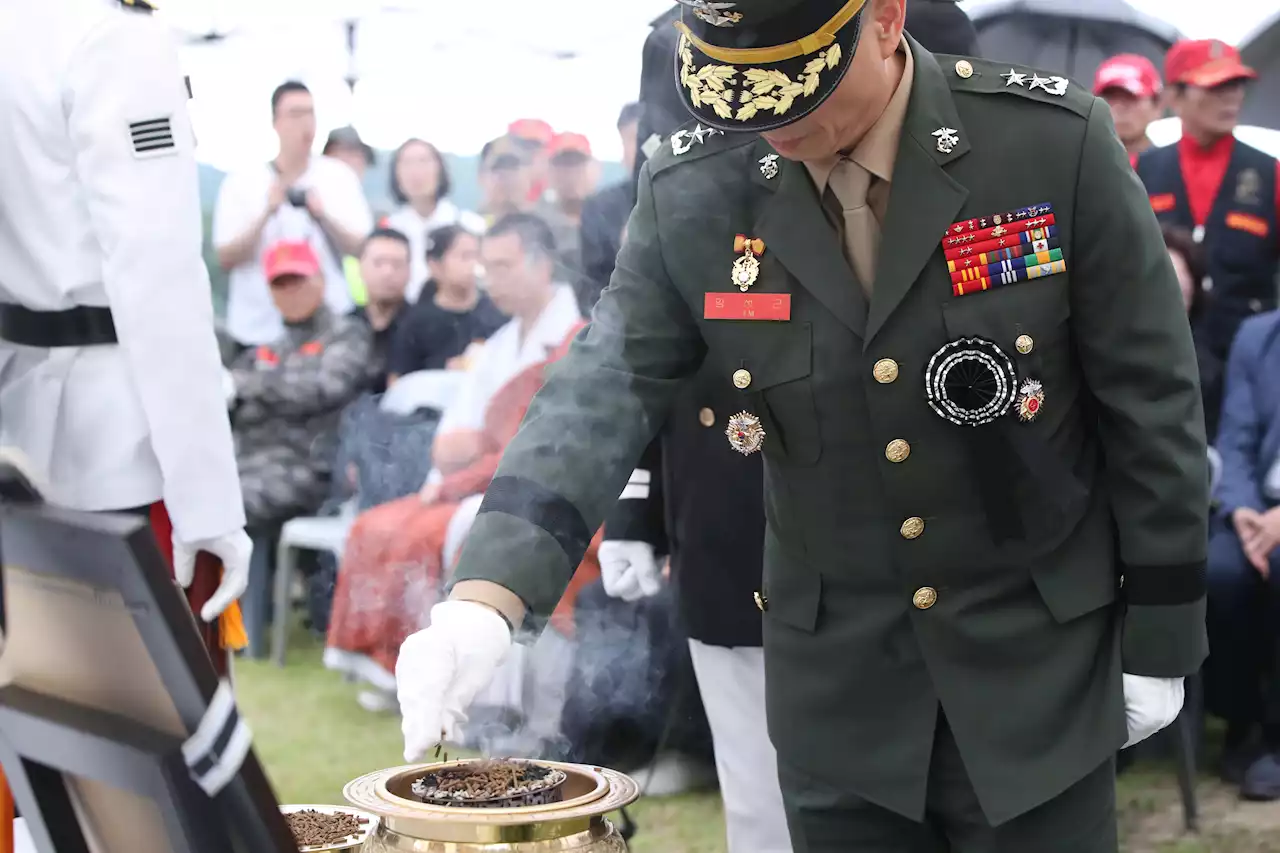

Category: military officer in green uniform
[394, 0, 1210, 849]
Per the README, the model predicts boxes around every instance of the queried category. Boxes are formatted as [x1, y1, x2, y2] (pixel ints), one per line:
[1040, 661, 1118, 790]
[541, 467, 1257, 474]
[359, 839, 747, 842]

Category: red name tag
[704, 292, 792, 321]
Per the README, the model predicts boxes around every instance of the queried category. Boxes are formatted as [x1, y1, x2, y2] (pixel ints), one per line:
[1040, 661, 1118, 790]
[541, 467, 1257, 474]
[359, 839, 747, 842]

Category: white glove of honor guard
[397, 600, 512, 762]
[171, 529, 253, 622]
[1122, 674, 1185, 749]
[598, 540, 662, 602]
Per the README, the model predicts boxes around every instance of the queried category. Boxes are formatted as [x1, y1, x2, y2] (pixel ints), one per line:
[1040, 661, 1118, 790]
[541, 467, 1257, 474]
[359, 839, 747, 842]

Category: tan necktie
[829, 158, 880, 295]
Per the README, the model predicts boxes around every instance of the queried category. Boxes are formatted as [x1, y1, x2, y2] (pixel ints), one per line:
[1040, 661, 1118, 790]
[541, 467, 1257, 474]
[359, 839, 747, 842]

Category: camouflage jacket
[230, 308, 373, 481]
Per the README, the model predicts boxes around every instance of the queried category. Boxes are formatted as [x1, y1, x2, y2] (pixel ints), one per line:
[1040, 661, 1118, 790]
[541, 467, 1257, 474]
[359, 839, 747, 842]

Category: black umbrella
[1240, 12, 1280, 130]
[964, 0, 1181, 87]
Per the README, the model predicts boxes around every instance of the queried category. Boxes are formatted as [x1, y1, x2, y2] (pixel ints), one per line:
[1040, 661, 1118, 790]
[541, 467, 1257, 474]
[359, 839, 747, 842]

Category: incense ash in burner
[411, 759, 568, 808]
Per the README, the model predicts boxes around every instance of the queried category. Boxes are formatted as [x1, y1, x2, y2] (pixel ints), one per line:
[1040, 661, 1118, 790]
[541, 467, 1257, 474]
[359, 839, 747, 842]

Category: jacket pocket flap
[728, 322, 813, 391]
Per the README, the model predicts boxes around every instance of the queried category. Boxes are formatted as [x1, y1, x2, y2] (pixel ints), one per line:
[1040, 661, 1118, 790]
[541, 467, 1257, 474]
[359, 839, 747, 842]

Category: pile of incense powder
[411, 759, 562, 803]
[285, 809, 369, 849]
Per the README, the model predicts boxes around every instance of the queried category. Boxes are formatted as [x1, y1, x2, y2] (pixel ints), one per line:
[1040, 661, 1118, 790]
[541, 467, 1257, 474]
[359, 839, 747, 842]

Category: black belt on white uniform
[0, 304, 118, 347]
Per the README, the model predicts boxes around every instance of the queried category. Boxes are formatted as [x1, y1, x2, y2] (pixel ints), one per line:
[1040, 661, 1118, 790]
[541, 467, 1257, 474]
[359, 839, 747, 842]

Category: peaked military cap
[673, 0, 866, 133]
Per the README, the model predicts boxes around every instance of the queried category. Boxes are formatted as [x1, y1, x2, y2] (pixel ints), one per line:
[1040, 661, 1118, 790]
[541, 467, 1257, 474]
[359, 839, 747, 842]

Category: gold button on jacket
[1016, 334, 1035, 354]
[733, 369, 752, 389]
[955, 60, 974, 79]
[873, 359, 900, 384]
[754, 591, 768, 612]
[885, 439, 911, 463]
[900, 517, 925, 539]
[913, 587, 938, 610]
[699, 407, 716, 427]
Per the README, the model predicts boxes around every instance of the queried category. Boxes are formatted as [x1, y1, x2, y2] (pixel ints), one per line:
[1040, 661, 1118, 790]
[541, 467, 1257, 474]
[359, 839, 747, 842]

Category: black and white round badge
[924, 338, 1019, 427]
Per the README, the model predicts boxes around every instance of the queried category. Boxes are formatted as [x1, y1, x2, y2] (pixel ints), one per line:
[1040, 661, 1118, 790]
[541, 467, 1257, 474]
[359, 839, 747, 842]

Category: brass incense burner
[343, 760, 640, 851]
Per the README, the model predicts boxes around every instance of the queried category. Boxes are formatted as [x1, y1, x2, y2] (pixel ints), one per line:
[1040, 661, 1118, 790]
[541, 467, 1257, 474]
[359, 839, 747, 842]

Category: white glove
[222, 368, 237, 407]
[1122, 674, 1185, 749]
[171, 529, 253, 623]
[598, 540, 662, 602]
[397, 600, 512, 762]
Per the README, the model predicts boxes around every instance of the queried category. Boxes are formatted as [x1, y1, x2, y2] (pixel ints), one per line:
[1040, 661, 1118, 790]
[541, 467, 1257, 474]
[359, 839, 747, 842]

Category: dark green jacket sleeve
[449, 162, 705, 626]
[1072, 98, 1209, 677]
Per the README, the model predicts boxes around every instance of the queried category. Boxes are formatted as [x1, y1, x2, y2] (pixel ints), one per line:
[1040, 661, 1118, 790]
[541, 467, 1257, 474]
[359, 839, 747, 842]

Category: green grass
[236, 629, 1274, 852]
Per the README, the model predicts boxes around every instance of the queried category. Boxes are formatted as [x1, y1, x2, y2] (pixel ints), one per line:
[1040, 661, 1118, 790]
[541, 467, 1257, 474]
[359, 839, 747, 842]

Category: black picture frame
[0, 462, 297, 853]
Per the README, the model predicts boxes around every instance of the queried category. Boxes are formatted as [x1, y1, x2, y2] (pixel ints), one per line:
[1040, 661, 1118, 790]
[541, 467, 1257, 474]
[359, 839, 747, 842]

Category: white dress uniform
[0, 0, 244, 543]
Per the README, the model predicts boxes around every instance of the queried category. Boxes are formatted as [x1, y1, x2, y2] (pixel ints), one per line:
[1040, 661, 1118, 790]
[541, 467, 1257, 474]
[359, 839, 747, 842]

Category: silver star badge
[672, 123, 721, 156]
[758, 153, 780, 180]
[1001, 69, 1028, 87]
[691, 124, 721, 143]
[1027, 74, 1058, 93]
[933, 127, 960, 155]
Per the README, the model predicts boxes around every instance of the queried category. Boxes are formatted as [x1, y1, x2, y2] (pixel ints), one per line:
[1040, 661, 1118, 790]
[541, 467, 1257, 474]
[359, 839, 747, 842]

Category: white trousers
[687, 640, 793, 853]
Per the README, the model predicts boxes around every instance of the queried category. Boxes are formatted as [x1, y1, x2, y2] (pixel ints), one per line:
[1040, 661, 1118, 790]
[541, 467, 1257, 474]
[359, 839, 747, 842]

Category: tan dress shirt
[804, 40, 915, 293]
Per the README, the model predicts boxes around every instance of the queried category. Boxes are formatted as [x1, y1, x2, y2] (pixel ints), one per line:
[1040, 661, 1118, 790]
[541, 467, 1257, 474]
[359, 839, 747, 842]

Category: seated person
[387, 225, 507, 380]
[1208, 307, 1280, 800]
[351, 227, 413, 394]
[324, 214, 595, 713]
[226, 240, 373, 532]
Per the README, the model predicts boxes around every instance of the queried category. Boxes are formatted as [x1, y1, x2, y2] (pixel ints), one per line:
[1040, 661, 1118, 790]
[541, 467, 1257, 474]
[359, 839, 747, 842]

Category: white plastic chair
[270, 500, 356, 667]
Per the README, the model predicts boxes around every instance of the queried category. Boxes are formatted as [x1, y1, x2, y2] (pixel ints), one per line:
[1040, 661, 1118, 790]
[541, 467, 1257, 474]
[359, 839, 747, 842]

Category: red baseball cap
[1093, 54, 1162, 99]
[263, 240, 320, 283]
[1164, 39, 1258, 89]
[548, 132, 593, 162]
[507, 118, 555, 146]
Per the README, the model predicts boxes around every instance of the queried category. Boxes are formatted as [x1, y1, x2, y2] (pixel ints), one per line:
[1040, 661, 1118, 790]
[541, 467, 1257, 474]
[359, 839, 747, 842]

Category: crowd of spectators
[1096, 41, 1280, 800]
[208, 73, 692, 783]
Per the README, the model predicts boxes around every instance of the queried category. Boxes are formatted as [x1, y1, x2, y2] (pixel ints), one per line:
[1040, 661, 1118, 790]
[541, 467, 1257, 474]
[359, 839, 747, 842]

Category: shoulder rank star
[1028, 74, 1069, 96]
[1017, 379, 1045, 422]
[726, 411, 765, 456]
[671, 123, 721, 156]
[732, 234, 765, 291]
[1001, 69, 1028, 87]
[759, 153, 780, 180]
[933, 128, 960, 154]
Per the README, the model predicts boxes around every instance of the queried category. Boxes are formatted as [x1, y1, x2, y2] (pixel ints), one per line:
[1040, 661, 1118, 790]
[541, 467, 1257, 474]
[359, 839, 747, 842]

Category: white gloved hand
[598, 540, 662, 602]
[397, 600, 512, 762]
[222, 368, 237, 407]
[1122, 674, 1185, 748]
[171, 529, 253, 623]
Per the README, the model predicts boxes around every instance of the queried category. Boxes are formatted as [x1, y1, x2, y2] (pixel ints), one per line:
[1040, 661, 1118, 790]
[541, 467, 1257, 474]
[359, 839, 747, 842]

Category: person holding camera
[214, 80, 372, 351]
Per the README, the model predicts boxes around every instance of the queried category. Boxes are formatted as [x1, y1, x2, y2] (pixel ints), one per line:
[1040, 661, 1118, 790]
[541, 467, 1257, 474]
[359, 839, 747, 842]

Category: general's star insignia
[933, 127, 960, 154]
[671, 123, 720, 156]
[1002, 69, 1028, 87]
[1029, 75, 1070, 96]
[690, 124, 720, 143]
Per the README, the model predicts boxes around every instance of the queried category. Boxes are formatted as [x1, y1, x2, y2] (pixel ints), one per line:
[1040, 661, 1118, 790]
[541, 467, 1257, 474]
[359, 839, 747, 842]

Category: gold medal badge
[726, 411, 766, 455]
[732, 234, 765, 292]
